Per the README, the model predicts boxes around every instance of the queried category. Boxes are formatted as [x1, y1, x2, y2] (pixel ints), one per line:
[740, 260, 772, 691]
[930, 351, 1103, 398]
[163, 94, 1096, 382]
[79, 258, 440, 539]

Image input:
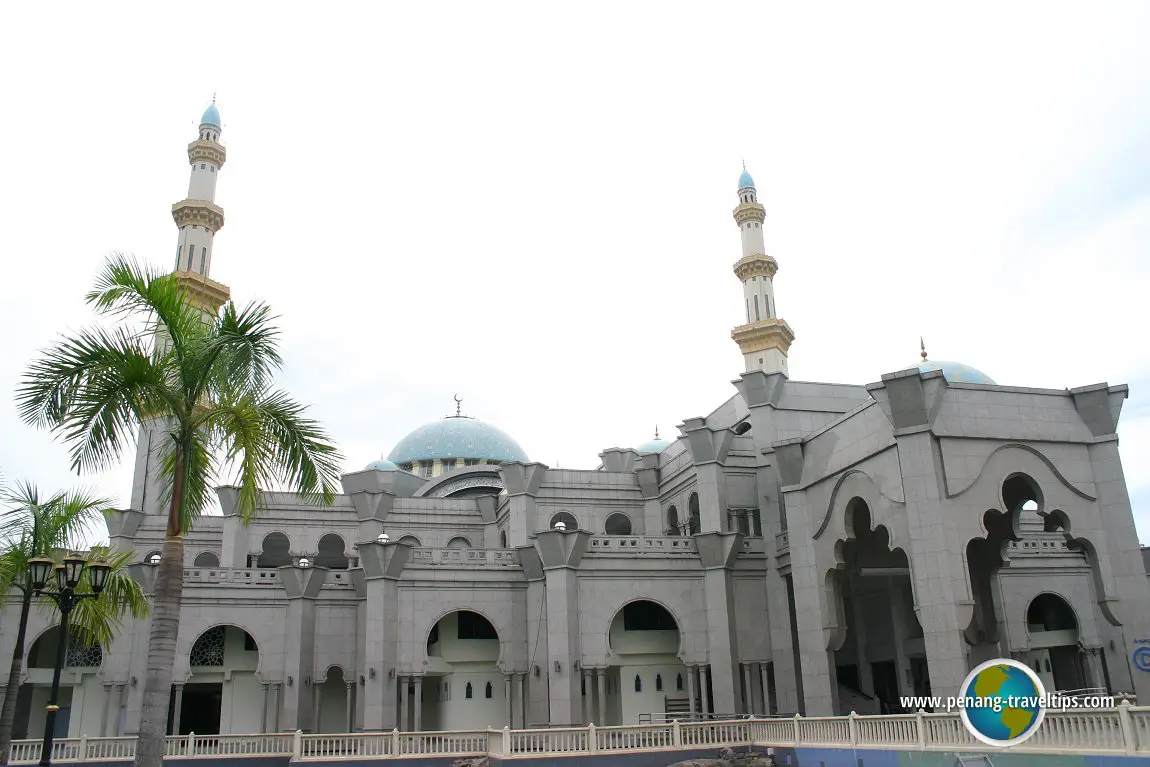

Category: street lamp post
[27, 554, 111, 767]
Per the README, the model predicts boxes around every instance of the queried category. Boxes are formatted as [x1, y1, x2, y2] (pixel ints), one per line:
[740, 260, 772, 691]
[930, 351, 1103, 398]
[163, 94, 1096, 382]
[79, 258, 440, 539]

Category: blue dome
[917, 360, 996, 385]
[636, 438, 672, 454]
[364, 458, 399, 472]
[738, 169, 755, 190]
[201, 103, 221, 128]
[387, 417, 529, 465]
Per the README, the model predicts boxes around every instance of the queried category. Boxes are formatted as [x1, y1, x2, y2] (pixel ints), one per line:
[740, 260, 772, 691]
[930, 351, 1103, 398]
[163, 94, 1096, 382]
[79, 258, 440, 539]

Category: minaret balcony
[732, 201, 766, 225]
[173, 269, 231, 313]
[733, 254, 779, 280]
[188, 140, 227, 168]
[172, 199, 225, 231]
[732, 318, 795, 353]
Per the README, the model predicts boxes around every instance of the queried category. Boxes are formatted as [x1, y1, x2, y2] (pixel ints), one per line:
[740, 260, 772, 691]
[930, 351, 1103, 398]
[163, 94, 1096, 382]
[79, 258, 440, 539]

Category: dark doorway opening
[170, 683, 223, 735]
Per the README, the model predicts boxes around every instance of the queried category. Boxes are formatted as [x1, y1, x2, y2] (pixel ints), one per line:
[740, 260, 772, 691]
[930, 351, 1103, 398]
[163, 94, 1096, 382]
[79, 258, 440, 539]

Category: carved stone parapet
[732, 201, 766, 225]
[173, 269, 231, 313]
[733, 254, 778, 280]
[172, 199, 225, 231]
[731, 319, 795, 356]
[187, 140, 227, 168]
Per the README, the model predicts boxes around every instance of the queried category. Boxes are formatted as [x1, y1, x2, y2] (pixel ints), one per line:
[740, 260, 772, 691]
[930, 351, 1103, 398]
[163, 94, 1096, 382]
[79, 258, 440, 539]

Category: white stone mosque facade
[3, 102, 1149, 741]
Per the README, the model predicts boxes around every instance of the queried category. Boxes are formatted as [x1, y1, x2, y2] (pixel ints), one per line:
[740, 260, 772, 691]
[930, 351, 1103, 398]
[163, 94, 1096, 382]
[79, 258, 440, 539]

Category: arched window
[667, 506, 679, 536]
[397, 535, 422, 547]
[446, 536, 472, 549]
[500, 530, 507, 548]
[1027, 593, 1078, 633]
[190, 627, 226, 667]
[315, 533, 349, 569]
[604, 513, 632, 536]
[485, 681, 493, 699]
[677, 673, 684, 691]
[549, 511, 578, 531]
[465, 682, 473, 699]
[634, 675, 642, 692]
[656, 674, 663, 692]
[257, 532, 292, 568]
[193, 551, 219, 567]
[688, 493, 701, 534]
[145, 551, 162, 565]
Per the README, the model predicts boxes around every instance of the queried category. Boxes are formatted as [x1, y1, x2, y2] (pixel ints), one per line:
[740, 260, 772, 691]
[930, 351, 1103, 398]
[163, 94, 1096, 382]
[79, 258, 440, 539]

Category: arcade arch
[173, 625, 262, 735]
[1022, 593, 1086, 693]
[315, 666, 351, 733]
[549, 511, 578, 531]
[420, 610, 505, 731]
[315, 533, 349, 569]
[14, 630, 104, 740]
[256, 532, 291, 568]
[830, 498, 928, 714]
[594, 599, 689, 725]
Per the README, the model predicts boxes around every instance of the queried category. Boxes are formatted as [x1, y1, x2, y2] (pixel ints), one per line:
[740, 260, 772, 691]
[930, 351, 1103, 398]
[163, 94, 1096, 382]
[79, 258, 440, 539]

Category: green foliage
[16, 254, 343, 532]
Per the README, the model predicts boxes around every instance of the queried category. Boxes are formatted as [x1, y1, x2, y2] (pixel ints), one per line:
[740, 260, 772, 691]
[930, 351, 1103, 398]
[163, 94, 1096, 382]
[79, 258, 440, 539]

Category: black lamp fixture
[29, 553, 110, 767]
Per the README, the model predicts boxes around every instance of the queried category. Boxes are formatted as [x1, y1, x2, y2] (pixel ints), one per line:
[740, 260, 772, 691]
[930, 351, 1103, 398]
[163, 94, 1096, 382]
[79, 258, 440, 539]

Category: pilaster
[534, 527, 589, 726]
[277, 564, 327, 731]
[695, 531, 745, 715]
[357, 539, 412, 730]
[500, 462, 548, 546]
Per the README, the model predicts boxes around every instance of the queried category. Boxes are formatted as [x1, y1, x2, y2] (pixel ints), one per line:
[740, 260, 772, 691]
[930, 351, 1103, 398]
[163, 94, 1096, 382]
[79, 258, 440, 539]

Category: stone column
[595, 668, 607, 726]
[700, 666, 712, 717]
[758, 663, 771, 715]
[346, 682, 356, 732]
[170, 683, 185, 735]
[890, 576, 911, 699]
[582, 669, 592, 723]
[261, 683, 271, 733]
[1084, 647, 1108, 691]
[312, 683, 322, 733]
[504, 674, 513, 727]
[413, 676, 423, 732]
[514, 673, 526, 728]
[851, 581, 875, 697]
[274, 683, 283, 732]
[687, 665, 698, 719]
[742, 664, 754, 714]
[398, 676, 409, 731]
[114, 684, 126, 735]
[99, 684, 112, 737]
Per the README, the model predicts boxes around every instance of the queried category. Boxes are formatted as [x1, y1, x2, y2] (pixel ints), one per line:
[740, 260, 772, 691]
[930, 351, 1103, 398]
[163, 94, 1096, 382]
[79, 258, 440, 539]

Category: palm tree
[16, 255, 343, 767]
[0, 482, 148, 767]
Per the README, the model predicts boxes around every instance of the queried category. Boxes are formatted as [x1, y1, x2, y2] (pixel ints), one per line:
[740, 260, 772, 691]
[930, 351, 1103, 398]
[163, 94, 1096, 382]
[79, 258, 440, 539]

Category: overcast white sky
[0, 2, 1147, 541]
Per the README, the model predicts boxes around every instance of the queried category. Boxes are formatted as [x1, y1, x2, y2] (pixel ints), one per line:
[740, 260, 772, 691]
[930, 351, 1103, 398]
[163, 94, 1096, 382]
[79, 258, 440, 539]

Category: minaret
[129, 101, 233, 516]
[730, 167, 795, 375]
[171, 98, 231, 315]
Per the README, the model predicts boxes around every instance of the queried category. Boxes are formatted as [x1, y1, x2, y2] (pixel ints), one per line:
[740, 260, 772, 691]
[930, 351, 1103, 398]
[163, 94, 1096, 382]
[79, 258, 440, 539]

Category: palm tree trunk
[0, 588, 34, 767]
[132, 447, 187, 767]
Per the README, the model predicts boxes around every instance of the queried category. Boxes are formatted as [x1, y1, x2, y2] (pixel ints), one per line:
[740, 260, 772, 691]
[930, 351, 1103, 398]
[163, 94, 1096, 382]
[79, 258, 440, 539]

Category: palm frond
[63, 546, 149, 646]
[165, 429, 215, 532]
[18, 326, 181, 473]
[200, 301, 284, 401]
[85, 254, 202, 353]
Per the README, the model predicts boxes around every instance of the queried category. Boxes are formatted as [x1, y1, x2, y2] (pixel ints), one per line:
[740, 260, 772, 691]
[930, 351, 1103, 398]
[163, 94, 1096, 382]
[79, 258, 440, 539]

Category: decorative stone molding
[428, 475, 505, 498]
[731, 201, 766, 226]
[730, 319, 795, 357]
[187, 140, 227, 168]
[173, 269, 230, 313]
[733, 254, 778, 281]
[172, 199, 225, 231]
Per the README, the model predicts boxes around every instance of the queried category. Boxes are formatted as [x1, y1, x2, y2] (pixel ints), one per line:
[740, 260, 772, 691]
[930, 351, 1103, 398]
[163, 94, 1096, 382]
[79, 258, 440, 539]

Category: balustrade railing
[9, 704, 1149, 763]
[408, 548, 519, 567]
[587, 535, 697, 554]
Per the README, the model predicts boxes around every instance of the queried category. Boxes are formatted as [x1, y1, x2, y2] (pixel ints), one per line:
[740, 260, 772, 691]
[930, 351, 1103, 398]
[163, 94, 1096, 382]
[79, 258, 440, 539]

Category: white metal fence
[9, 703, 1150, 762]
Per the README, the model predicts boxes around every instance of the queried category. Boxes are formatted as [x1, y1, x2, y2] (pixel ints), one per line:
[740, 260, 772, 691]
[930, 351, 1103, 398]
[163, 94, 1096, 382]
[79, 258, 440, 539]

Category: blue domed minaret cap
[201, 100, 221, 128]
[738, 168, 755, 190]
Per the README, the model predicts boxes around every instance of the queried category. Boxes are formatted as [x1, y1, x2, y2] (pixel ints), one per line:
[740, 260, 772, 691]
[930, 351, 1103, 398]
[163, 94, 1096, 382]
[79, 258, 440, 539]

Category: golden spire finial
[920, 337, 928, 361]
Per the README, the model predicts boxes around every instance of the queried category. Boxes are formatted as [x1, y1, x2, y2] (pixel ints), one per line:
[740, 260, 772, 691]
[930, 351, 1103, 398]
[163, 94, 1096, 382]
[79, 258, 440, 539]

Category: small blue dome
[738, 169, 755, 190]
[201, 103, 221, 128]
[387, 417, 529, 465]
[636, 438, 672, 454]
[917, 360, 996, 385]
[364, 458, 399, 472]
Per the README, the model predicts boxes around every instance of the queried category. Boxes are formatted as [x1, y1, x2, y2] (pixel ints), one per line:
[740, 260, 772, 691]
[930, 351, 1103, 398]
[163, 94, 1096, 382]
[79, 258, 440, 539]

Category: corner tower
[171, 98, 231, 314]
[730, 167, 794, 375]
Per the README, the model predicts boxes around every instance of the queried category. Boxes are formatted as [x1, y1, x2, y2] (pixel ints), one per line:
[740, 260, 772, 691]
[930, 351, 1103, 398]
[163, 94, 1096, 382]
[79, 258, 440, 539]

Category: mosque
[3, 101, 1148, 741]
